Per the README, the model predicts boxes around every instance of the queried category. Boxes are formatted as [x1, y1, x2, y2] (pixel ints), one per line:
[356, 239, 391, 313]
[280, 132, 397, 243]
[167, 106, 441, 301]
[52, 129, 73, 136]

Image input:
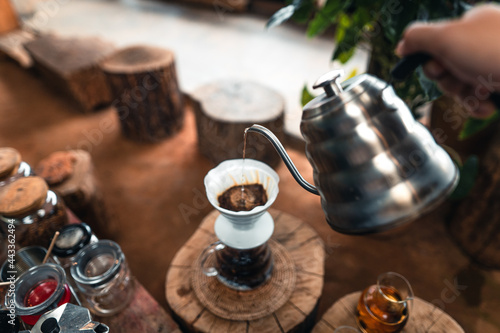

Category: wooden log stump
[101, 45, 184, 142]
[191, 80, 285, 168]
[166, 209, 325, 333]
[312, 291, 464, 333]
[0, 0, 19, 34]
[0, 29, 35, 67]
[23, 34, 115, 112]
[35, 150, 113, 239]
[177, 0, 248, 12]
[448, 127, 500, 268]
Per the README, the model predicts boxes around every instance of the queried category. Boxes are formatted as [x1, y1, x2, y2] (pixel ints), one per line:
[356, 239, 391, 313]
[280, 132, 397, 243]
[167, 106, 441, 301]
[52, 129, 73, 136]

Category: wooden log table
[311, 291, 464, 333]
[24, 34, 115, 112]
[101, 45, 185, 142]
[190, 80, 285, 168]
[166, 209, 325, 332]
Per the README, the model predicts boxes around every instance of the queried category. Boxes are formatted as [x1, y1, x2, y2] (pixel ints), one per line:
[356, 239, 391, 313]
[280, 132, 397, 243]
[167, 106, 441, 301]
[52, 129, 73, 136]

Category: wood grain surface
[191, 80, 285, 167]
[101, 45, 184, 142]
[24, 34, 115, 111]
[312, 291, 464, 333]
[166, 209, 325, 332]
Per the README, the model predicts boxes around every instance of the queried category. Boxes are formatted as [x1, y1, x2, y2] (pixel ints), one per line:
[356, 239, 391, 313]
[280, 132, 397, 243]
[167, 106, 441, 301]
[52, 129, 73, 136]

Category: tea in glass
[356, 272, 413, 333]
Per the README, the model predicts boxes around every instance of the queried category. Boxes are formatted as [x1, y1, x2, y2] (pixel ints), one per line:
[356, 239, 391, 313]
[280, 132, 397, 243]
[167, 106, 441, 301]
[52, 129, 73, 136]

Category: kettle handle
[245, 125, 319, 195]
[391, 52, 500, 109]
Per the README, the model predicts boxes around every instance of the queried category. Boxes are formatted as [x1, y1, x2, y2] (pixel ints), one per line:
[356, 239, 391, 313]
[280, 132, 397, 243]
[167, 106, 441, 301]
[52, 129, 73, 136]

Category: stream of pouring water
[241, 129, 249, 201]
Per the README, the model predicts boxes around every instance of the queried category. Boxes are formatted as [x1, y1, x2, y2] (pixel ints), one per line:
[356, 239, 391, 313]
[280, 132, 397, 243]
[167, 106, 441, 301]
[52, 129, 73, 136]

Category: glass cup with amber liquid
[356, 272, 413, 333]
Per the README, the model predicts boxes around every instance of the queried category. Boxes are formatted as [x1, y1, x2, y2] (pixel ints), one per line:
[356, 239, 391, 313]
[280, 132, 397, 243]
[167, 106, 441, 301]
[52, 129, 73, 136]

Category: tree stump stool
[23, 34, 115, 112]
[166, 209, 325, 332]
[190, 80, 285, 168]
[0, 30, 35, 68]
[176, 0, 248, 12]
[312, 291, 464, 333]
[35, 150, 113, 239]
[101, 45, 184, 142]
[448, 127, 500, 268]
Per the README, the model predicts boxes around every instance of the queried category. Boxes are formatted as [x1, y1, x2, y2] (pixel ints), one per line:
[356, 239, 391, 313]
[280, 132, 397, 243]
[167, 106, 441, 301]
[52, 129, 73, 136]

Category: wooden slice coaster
[191, 239, 296, 321]
[312, 291, 464, 333]
[166, 209, 325, 333]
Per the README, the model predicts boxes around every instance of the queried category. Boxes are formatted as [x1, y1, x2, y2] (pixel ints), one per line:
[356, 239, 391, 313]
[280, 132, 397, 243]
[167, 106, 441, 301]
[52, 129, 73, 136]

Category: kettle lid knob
[313, 69, 344, 97]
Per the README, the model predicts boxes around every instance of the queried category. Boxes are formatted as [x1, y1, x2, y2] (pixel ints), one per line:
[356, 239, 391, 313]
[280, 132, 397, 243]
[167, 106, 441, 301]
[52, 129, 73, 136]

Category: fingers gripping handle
[391, 52, 500, 110]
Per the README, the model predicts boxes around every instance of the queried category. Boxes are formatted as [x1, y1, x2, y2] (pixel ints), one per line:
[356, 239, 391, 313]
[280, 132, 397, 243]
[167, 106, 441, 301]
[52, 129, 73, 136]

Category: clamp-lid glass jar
[0, 147, 32, 188]
[70, 240, 134, 316]
[0, 176, 68, 249]
[52, 223, 98, 269]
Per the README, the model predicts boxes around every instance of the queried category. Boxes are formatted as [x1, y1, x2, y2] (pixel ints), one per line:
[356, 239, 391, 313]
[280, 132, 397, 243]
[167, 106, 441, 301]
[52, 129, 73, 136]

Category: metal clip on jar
[70, 240, 134, 316]
[0, 147, 33, 188]
[52, 223, 98, 269]
[0, 177, 68, 249]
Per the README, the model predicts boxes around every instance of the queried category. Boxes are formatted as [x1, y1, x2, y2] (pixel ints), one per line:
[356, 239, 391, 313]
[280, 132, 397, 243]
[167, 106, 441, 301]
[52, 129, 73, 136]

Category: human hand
[396, 4, 500, 118]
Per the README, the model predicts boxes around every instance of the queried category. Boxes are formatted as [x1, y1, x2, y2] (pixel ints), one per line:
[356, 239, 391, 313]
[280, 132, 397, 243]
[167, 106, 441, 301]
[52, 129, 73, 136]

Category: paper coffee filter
[204, 159, 279, 216]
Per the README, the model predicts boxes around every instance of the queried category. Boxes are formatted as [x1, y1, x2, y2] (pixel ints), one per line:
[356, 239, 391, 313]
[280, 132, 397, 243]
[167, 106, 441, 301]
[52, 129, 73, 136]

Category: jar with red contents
[5, 263, 72, 326]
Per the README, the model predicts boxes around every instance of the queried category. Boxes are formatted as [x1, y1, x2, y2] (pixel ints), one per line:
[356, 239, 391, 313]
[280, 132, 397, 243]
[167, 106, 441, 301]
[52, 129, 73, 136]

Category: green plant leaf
[381, 0, 419, 43]
[306, 0, 344, 37]
[332, 13, 360, 63]
[291, 1, 315, 23]
[449, 155, 479, 200]
[333, 44, 356, 64]
[301, 84, 315, 107]
[459, 111, 500, 140]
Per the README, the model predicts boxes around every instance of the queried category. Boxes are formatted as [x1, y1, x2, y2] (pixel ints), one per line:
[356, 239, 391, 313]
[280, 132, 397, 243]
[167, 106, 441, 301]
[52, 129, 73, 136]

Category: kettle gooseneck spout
[245, 124, 319, 196]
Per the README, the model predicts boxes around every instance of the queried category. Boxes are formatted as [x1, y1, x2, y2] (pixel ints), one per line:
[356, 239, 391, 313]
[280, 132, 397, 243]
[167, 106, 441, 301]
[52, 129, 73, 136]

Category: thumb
[396, 21, 448, 57]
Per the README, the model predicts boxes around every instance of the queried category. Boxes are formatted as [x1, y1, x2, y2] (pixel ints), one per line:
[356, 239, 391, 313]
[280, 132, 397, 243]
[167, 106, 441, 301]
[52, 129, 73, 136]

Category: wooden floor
[0, 1, 499, 331]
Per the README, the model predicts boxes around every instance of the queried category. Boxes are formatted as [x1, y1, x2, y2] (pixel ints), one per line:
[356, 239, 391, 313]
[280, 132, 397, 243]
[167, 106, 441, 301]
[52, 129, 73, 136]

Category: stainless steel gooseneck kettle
[247, 63, 460, 234]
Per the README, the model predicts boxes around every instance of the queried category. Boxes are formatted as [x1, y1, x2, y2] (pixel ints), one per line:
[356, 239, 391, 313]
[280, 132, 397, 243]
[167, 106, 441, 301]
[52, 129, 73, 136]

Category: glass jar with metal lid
[52, 223, 98, 269]
[0, 176, 68, 249]
[0, 147, 33, 188]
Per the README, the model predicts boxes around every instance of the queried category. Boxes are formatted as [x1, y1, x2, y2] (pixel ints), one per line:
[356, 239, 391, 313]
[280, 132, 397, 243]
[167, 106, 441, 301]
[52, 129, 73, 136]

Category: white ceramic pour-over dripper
[204, 159, 279, 250]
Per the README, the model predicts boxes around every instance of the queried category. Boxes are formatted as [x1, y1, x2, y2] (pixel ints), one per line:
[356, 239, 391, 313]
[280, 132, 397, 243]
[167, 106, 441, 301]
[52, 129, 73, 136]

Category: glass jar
[70, 240, 134, 316]
[52, 223, 98, 269]
[0, 147, 33, 188]
[0, 177, 68, 249]
[6, 263, 72, 326]
[0, 246, 57, 282]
